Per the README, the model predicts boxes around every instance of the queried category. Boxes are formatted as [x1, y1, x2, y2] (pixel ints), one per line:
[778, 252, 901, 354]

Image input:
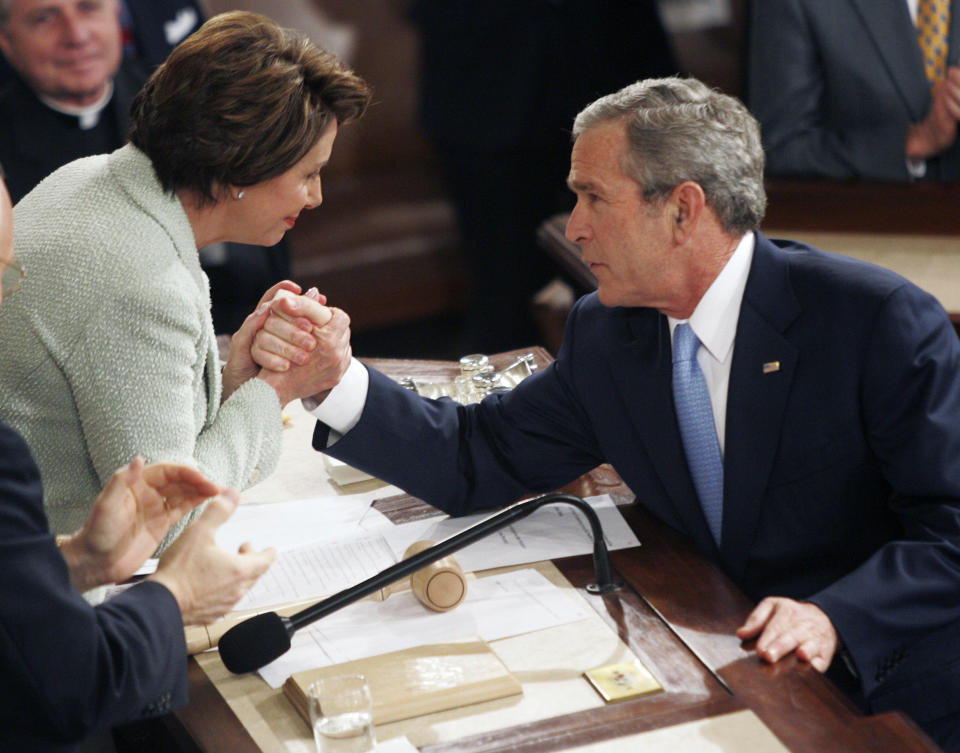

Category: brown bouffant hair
[128, 11, 371, 205]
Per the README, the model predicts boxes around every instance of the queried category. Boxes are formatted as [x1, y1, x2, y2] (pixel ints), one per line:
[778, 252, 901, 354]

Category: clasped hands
[238, 283, 351, 406]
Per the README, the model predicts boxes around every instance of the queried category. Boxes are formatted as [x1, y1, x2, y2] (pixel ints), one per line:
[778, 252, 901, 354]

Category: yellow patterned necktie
[917, 0, 951, 84]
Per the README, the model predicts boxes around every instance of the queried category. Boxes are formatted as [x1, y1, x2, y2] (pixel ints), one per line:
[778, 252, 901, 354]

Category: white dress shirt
[906, 0, 919, 23]
[304, 356, 369, 442]
[667, 232, 755, 456]
[905, 0, 930, 178]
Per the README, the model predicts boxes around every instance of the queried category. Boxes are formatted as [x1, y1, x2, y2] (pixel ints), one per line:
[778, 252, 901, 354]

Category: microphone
[218, 492, 623, 674]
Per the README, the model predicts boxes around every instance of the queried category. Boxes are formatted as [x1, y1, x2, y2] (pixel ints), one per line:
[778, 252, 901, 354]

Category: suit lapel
[850, 0, 929, 120]
[609, 310, 720, 558]
[721, 235, 800, 580]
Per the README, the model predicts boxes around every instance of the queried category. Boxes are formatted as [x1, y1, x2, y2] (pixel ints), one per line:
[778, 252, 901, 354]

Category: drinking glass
[307, 674, 376, 753]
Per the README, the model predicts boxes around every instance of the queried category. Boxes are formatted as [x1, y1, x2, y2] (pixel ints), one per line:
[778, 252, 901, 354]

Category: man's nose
[61, 11, 93, 45]
[565, 202, 588, 243]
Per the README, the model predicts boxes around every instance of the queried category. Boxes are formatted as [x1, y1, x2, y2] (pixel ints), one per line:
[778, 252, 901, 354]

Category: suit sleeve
[746, 0, 913, 180]
[807, 285, 960, 705]
[0, 424, 188, 746]
[315, 305, 605, 516]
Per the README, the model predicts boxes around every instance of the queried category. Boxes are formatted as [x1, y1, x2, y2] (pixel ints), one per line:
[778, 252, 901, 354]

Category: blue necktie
[672, 323, 724, 546]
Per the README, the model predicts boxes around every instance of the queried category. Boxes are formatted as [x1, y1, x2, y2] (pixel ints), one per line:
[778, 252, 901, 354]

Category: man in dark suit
[747, 0, 960, 181]
[256, 76, 960, 751]
[0, 0, 288, 333]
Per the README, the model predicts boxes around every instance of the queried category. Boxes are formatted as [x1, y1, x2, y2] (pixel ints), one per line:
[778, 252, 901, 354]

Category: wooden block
[284, 638, 522, 727]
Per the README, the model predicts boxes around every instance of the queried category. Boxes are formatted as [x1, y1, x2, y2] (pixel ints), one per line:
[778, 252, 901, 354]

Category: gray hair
[573, 76, 766, 234]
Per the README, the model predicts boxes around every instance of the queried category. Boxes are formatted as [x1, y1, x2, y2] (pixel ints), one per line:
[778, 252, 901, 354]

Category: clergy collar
[38, 80, 114, 130]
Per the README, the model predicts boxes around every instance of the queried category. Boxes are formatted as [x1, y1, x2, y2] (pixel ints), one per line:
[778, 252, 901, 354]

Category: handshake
[222, 281, 354, 409]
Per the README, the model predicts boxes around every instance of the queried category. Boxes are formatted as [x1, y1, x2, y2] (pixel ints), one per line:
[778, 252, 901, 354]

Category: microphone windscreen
[218, 612, 291, 674]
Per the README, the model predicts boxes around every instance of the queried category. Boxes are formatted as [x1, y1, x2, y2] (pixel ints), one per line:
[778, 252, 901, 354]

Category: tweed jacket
[0, 145, 282, 542]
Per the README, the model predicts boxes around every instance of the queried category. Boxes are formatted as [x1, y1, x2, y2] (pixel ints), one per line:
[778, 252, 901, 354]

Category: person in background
[0, 169, 275, 753]
[119, 0, 202, 68]
[0, 0, 138, 204]
[747, 0, 960, 181]
[0, 0, 291, 333]
[256, 77, 960, 751]
[0, 0, 201, 83]
[0, 11, 365, 548]
[410, 0, 678, 352]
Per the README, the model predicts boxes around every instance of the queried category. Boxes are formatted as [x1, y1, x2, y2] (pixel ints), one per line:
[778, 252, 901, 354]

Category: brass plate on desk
[584, 659, 662, 702]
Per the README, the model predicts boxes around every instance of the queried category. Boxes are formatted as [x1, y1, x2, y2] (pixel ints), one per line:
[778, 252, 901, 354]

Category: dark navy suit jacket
[747, 0, 960, 181]
[0, 423, 187, 752]
[317, 233, 960, 734]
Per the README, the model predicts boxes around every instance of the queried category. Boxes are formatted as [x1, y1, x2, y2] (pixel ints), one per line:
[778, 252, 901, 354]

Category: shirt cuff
[302, 357, 369, 442]
[907, 157, 927, 179]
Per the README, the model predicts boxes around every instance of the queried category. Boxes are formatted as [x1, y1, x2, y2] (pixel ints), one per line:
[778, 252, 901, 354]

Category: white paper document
[232, 533, 398, 611]
[382, 494, 640, 573]
[258, 568, 590, 688]
[215, 492, 391, 554]
[227, 494, 637, 614]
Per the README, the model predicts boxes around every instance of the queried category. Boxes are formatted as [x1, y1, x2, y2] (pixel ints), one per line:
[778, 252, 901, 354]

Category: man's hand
[906, 67, 960, 160]
[253, 290, 353, 406]
[251, 287, 332, 372]
[221, 280, 309, 401]
[736, 596, 838, 672]
[148, 489, 276, 626]
[60, 457, 221, 592]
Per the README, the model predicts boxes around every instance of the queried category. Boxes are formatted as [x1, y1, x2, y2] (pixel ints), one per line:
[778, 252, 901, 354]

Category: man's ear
[670, 181, 706, 243]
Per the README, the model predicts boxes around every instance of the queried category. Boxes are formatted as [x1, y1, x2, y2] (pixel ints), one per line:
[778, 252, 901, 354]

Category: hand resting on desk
[737, 596, 838, 673]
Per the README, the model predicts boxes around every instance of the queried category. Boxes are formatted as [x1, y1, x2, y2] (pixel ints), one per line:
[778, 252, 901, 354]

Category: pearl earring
[236, 190, 245, 200]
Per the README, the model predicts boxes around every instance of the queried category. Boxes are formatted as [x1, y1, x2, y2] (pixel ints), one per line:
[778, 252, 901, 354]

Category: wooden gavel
[187, 540, 468, 655]
[386, 540, 468, 611]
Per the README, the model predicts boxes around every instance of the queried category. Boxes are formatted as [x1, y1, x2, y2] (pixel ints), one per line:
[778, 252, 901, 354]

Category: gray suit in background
[747, 0, 960, 181]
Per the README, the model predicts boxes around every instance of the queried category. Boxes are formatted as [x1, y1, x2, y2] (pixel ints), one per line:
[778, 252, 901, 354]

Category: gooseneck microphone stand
[218, 492, 623, 674]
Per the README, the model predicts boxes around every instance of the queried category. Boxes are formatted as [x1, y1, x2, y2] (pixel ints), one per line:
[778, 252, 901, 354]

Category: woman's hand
[221, 280, 312, 401]
[59, 457, 222, 591]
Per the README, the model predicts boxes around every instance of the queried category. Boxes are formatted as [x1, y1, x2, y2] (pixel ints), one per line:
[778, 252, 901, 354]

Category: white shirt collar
[669, 231, 755, 364]
[906, 0, 919, 24]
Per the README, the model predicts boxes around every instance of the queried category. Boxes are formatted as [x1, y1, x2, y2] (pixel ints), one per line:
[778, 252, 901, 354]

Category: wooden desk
[149, 350, 940, 753]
